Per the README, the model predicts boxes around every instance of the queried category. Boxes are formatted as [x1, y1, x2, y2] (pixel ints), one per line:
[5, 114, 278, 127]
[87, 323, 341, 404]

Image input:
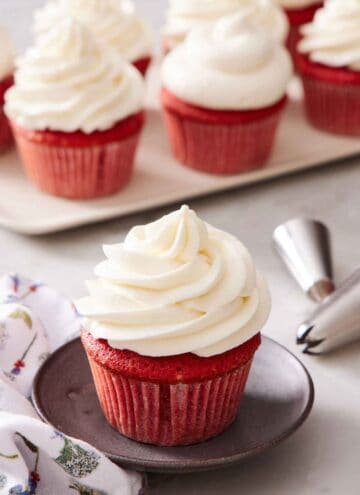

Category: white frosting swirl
[276, 0, 321, 9]
[299, 0, 360, 71]
[164, 0, 289, 47]
[162, 14, 293, 110]
[5, 19, 144, 133]
[0, 26, 14, 80]
[76, 206, 271, 358]
[34, 0, 153, 63]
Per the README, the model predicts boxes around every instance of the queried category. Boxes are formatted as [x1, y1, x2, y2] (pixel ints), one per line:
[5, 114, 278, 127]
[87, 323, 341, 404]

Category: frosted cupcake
[77, 205, 271, 446]
[275, 0, 323, 64]
[161, 15, 293, 175]
[0, 26, 14, 151]
[34, 0, 153, 77]
[163, 0, 289, 52]
[297, 0, 360, 135]
[5, 20, 145, 199]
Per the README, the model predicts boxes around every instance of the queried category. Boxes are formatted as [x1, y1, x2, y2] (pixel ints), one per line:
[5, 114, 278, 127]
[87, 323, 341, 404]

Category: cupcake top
[298, 0, 360, 71]
[164, 0, 289, 48]
[0, 26, 14, 81]
[34, 0, 153, 63]
[5, 19, 144, 134]
[275, 0, 322, 9]
[76, 206, 271, 358]
[162, 14, 293, 110]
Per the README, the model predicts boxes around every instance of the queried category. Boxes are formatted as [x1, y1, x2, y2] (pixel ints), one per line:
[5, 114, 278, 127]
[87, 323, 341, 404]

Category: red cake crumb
[297, 53, 360, 85]
[161, 87, 286, 125]
[81, 329, 261, 384]
[11, 111, 145, 147]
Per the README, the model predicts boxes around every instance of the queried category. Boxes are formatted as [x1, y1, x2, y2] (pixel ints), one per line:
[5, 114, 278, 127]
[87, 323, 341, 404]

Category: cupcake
[34, 0, 153, 77]
[0, 26, 14, 152]
[161, 15, 293, 175]
[297, 0, 360, 136]
[163, 0, 289, 52]
[275, 0, 323, 64]
[5, 20, 145, 199]
[76, 205, 271, 446]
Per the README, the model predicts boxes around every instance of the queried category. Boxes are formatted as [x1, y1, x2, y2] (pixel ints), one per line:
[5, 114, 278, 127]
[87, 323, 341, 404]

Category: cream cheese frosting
[5, 19, 144, 134]
[76, 206, 271, 358]
[164, 0, 289, 47]
[34, 0, 153, 63]
[162, 14, 293, 110]
[0, 26, 14, 80]
[276, 0, 321, 9]
[298, 0, 360, 71]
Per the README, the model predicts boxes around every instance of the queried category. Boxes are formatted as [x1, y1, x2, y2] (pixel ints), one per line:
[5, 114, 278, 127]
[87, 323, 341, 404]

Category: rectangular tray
[0, 72, 359, 235]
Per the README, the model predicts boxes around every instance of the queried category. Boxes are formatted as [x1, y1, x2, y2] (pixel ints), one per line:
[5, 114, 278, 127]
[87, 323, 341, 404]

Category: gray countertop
[2, 2, 360, 494]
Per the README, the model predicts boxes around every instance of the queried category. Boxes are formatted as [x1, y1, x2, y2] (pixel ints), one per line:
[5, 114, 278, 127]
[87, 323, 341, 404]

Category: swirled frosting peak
[33, 0, 153, 63]
[0, 26, 14, 80]
[299, 0, 360, 71]
[164, 0, 289, 48]
[76, 206, 271, 357]
[5, 19, 144, 133]
[162, 15, 293, 110]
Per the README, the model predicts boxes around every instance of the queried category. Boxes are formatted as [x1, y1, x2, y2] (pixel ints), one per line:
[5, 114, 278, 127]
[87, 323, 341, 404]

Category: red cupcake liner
[301, 75, 360, 136]
[87, 353, 253, 446]
[161, 88, 286, 175]
[133, 57, 152, 77]
[0, 75, 14, 151]
[10, 112, 144, 199]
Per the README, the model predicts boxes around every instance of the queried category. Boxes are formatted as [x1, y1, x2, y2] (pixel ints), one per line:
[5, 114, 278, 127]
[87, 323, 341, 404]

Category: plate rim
[32, 336, 314, 473]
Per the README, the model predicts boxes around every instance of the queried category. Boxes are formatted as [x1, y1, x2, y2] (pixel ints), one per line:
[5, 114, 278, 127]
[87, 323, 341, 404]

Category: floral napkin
[0, 274, 144, 495]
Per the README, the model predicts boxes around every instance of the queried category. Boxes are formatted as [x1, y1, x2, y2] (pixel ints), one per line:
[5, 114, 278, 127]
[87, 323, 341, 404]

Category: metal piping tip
[296, 322, 314, 345]
[273, 218, 334, 302]
[296, 268, 360, 354]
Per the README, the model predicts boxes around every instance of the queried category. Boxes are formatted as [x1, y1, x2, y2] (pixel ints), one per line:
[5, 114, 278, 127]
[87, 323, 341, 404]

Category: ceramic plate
[32, 337, 314, 473]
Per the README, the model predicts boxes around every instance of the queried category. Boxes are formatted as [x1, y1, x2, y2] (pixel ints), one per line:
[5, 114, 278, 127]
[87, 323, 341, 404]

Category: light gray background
[2, 1, 360, 494]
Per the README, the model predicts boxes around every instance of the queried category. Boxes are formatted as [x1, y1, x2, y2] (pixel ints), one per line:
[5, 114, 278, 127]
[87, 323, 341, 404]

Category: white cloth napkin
[0, 274, 144, 495]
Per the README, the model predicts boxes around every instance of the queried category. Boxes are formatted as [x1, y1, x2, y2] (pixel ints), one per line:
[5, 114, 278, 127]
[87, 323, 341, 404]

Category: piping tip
[273, 218, 334, 302]
[297, 268, 360, 354]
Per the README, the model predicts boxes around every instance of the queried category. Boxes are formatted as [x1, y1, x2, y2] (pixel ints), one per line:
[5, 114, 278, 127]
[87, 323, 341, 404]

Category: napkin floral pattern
[0, 275, 144, 495]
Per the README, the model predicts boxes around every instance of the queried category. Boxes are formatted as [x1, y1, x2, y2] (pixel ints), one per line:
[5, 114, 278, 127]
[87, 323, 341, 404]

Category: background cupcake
[163, 0, 289, 52]
[161, 14, 293, 175]
[34, 0, 153, 76]
[297, 0, 360, 136]
[0, 26, 14, 152]
[5, 19, 145, 199]
[275, 0, 323, 65]
[77, 205, 271, 446]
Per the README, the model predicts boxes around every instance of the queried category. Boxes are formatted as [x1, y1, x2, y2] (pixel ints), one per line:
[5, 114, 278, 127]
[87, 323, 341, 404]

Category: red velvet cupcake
[33, 0, 153, 78]
[76, 205, 272, 446]
[161, 15, 292, 175]
[0, 76, 13, 152]
[82, 330, 260, 446]
[297, 1, 360, 136]
[5, 20, 145, 199]
[10, 113, 144, 199]
[0, 27, 14, 152]
[279, 1, 323, 67]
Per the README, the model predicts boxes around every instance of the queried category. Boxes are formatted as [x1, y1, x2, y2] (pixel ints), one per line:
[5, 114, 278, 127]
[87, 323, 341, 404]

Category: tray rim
[32, 336, 315, 473]
[2, 151, 360, 236]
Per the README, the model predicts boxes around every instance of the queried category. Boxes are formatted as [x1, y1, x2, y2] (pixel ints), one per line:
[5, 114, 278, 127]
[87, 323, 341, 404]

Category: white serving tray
[0, 72, 359, 235]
